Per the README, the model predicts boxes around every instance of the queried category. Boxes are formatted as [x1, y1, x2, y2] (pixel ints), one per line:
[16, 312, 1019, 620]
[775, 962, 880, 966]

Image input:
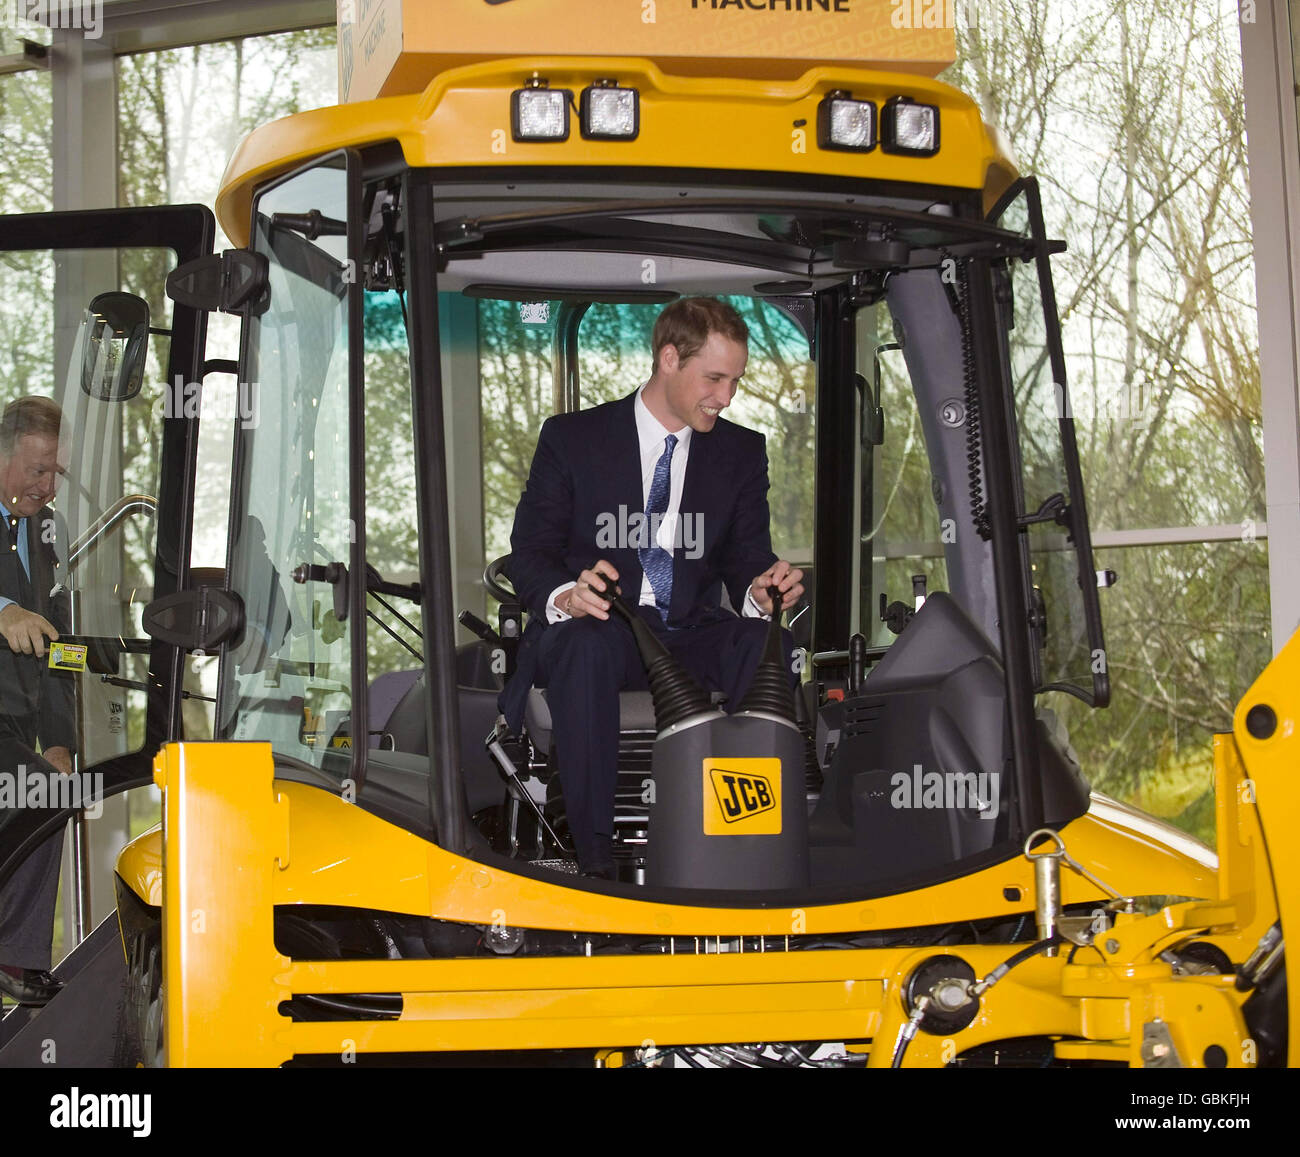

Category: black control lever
[458, 609, 502, 646]
[767, 584, 784, 618]
[848, 633, 866, 693]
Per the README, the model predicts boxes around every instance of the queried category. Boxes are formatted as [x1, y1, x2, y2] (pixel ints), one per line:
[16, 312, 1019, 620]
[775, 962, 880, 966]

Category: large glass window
[948, 0, 1266, 844]
[113, 28, 339, 750]
[116, 27, 339, 577]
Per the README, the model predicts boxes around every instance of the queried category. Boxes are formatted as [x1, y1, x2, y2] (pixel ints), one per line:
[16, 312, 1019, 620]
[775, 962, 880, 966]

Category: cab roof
[216, 56, 1019, 245]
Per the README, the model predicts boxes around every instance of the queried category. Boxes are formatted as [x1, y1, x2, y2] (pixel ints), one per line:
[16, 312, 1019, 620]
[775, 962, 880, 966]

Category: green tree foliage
[114, 27, 339, 568]
[0, 62, 53, 403]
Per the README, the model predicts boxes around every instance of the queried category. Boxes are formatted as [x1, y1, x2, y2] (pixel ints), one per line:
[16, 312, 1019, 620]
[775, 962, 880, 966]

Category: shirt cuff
[546, 581, 577, 624]
[742, 586, 771, 621]
[0, 596, 12, 614]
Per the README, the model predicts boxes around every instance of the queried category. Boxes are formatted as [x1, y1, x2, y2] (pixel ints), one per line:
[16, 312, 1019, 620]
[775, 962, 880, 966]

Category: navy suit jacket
[500, 390, 777, 727]
[0, 506, 76, 752]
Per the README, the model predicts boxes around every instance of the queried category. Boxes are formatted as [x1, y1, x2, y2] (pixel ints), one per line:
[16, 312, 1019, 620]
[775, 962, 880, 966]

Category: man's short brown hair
[0, 396, 62, 456]
[651, 297, 749, 371]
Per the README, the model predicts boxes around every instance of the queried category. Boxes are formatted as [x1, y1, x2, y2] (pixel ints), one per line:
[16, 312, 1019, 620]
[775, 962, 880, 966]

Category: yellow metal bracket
[1228, 630, 1297, 1065]
[156, 742, 294, 1067]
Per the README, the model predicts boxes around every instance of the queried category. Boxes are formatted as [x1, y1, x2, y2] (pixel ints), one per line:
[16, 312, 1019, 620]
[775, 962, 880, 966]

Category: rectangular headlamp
[881, 96, 940, 156]
[817, 91, 876, 152]
[581, 81, 639, 140]
[512, 81, 572, 142]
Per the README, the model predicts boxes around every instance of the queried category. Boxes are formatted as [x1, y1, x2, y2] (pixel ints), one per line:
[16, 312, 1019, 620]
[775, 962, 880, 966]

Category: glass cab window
[219, 156, 356, 782]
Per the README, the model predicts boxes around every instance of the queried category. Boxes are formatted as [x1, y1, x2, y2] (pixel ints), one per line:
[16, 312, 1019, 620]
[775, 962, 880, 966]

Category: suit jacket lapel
[599, 392, 644, 597]
[611, 391, 643, 515]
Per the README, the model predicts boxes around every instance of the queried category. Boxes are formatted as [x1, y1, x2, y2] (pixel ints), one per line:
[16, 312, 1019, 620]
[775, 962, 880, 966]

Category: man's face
[0, 433, 66, 518]
[658, 331, 747, 433]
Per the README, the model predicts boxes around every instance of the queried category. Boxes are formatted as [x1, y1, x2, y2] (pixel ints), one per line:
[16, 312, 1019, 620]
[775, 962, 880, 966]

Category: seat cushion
[525, 689, 658, 752]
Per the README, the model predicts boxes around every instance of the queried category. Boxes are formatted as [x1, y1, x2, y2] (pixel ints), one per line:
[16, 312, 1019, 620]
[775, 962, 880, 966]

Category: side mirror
[79, 292, 150, 401]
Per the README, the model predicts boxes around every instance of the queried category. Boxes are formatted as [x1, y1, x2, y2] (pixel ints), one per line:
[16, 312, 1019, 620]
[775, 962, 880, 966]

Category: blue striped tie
[639, 433, 677, 620]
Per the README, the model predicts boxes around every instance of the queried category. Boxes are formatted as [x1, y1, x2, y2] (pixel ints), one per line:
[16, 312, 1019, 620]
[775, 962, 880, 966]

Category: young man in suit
[502, 298, 804, 878]
[0, 396, 76, 1006]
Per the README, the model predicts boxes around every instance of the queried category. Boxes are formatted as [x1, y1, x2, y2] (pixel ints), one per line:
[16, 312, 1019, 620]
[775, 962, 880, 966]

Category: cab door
[0, 205, 213, 917]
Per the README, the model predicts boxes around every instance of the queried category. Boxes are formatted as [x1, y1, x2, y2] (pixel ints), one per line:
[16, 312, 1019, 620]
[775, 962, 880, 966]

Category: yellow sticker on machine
[48, 643, 87, 672]
[703, 758, 781, 835]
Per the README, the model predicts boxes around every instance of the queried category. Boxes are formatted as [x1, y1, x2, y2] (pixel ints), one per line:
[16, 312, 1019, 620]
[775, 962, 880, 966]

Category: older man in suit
[502, 298, 804, 878]
[0, 396, 76, 1006]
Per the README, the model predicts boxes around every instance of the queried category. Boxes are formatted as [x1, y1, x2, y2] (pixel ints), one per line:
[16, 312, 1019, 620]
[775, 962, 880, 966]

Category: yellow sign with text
[48, 642, 87, 673]
[339, 0, 955, 103]
[703, 758, 782, 834]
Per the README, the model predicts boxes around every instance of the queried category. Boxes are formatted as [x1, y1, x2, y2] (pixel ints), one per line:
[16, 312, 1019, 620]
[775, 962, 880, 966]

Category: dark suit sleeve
[717, 432, 778, 613]
[506, 416, 581, 620]
[38, 588, 77, 755]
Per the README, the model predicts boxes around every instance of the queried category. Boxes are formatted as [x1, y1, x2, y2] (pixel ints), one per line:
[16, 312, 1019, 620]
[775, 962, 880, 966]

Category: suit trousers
[0, 830, 62, 971]
[534, 606, 793, 868]
[0, 739, 64, 971]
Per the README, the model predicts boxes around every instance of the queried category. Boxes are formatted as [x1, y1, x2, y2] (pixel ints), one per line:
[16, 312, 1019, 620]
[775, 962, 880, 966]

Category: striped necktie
[639, 433, 677, 620]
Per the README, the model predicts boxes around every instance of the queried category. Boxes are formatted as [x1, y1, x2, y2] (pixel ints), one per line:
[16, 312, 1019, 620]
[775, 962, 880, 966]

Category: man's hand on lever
[0, 603, 60, 657]
[561, 560, 621, 621]
[750, 560, 804, 616]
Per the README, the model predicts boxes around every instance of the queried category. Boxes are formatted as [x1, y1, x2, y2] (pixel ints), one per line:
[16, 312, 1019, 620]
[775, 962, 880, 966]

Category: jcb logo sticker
[703, 758, 781, 835]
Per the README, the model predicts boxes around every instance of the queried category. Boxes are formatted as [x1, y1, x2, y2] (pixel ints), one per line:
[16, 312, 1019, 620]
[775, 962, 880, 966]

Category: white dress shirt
[545, 386, 767, 622]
